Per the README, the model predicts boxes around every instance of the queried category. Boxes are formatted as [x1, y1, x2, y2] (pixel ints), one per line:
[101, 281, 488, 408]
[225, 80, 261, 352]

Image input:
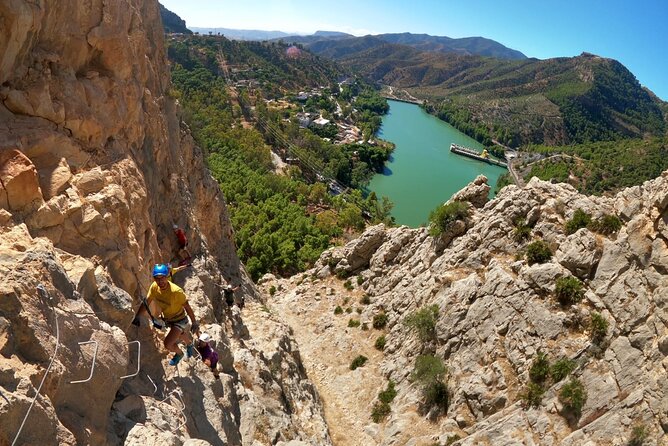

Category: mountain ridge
[320, 41, 665, 146]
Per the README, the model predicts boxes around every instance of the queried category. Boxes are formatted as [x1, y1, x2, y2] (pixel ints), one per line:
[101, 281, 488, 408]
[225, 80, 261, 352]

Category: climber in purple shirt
[195, 332, 220, 379]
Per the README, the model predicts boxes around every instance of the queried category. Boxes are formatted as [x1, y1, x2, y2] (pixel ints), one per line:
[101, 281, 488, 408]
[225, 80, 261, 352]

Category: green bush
[336, 269, 349, 279]
[590, 312, 609, 343]
[371, 401, 391, 423]
[555, 276, 585, 306]
[521, 382, 545, 408]
[550, 358, 576, 382]
[628, 423, 648, 446]
[428, 201, 469, 237]
[360, 294, 371, 305]
[559, 378, 587, 417]
[344, 279, 353, 291]
[445, 436, 461, 446]
[404, 304, 439, 342]
[373, 313, 388, 329]
[589, 214, 622, 235]
[356, 307, 362, 314]
[345, 307, 353, 313]
[378, 380, 397, 404]
[513, 218, 531, 242]
[334, 305, 343, 315]
[350, 355, 368, 370]
[269, 285, 276, 296]
[526, 240, 552, 265]
[357, 275, 365, 285]
[374, 335, 386, 351]
[412, 355, 447, 384]
[529, 351, 550, 384]
[423, 380, 449, 412]
[565, 209, 592, 235]
[348, 318, 361, 328]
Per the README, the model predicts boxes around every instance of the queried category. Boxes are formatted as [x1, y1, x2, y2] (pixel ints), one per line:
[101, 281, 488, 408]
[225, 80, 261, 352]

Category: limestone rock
[37, 157, 72, 199]
[555, 228, 601, 279]
[3, 0, 668, 444]
[0, 1, 325, 445]
[449, 174, 490, 208]
[72, 166, 106, 195]
[268, 171, 668, 445]
[0, 149, 44, 211]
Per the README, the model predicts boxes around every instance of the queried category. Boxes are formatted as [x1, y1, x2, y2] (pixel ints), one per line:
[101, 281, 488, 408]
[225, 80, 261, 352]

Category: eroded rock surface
[0, 2, 329, 445]
[268, 173, 668, 445]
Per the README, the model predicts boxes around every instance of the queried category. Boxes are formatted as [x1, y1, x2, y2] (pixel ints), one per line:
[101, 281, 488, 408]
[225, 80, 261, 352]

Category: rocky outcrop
[0, 1, 329, 445]
[268, 173, 668, 445]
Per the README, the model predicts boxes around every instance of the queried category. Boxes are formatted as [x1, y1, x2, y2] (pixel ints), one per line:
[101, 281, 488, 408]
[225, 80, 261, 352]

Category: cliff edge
[0, 1, 329, 445]
[266, 174, 668, 445]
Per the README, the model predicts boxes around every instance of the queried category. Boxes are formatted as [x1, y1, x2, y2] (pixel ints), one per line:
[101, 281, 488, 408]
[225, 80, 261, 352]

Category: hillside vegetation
[305, 38, 666, 147]
[167, 35, 394, 280]
[282, 31, 526, 60]
[168, 35, 345, 98]
[519, 137, 668, 195]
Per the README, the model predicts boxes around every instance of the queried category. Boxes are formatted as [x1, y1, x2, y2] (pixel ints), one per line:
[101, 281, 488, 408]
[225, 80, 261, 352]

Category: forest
[167, 35, 394, 280]
[521, 137, 668, 195]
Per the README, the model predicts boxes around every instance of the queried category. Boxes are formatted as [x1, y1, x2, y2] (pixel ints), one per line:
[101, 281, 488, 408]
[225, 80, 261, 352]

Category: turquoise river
[368, 99, 506, 227]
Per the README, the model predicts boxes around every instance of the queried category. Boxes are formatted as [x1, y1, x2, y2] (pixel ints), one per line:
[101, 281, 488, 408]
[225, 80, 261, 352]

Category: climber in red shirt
[173, 224, 192, 266]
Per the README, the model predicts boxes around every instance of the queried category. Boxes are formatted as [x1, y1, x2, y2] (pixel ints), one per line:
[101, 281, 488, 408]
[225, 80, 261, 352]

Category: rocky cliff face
[0, 1, 329, 445]
[3, 2, 668, 446]
[265, 174, 668, 445]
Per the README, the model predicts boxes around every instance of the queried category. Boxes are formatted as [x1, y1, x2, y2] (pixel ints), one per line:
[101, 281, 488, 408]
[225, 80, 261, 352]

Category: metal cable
[12, 285, 61, 446]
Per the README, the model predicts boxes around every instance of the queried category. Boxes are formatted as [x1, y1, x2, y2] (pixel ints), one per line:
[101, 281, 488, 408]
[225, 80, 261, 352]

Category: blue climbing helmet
[152, 264, 169, 277]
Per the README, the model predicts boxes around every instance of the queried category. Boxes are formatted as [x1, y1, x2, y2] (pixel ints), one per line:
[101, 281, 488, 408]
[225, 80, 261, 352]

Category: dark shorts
[166, 316, 189, 332]
[207, 351, 219, 369]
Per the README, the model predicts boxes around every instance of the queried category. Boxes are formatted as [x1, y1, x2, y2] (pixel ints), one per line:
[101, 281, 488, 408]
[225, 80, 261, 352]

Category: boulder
[449, 174, 490, 208]
[0, 149, 43, 211]
[555, 228, 601, 279]
[37, 157, 72, 199]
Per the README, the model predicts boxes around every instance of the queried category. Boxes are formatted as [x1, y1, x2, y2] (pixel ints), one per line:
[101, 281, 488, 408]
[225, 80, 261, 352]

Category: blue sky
[160, 0, 668, 100]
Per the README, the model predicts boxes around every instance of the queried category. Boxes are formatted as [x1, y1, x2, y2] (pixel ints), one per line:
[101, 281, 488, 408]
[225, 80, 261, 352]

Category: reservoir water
[368, 100, 506, 227]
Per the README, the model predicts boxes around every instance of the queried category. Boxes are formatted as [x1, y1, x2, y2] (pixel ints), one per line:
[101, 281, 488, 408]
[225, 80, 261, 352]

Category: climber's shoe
[169, 353, 183, 366]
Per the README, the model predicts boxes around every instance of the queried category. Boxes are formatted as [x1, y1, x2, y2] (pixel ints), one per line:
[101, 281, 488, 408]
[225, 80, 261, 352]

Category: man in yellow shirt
[132, 264, 199, 366]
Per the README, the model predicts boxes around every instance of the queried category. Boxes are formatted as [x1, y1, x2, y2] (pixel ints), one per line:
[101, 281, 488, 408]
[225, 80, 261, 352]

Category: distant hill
[317, 41, 665, 146]
[377, 32, 526, 60]
[159, 3, 192, 34]
[167, 35, 347, 96]
[281, 32, 526, 61]
[190, 27, 292, 40]
[313, 30, 353, 38]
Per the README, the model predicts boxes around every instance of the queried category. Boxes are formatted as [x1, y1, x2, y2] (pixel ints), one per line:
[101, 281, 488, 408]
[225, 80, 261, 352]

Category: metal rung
[120, 341, 141, 379]
[146, 373, 159, 396]
[164, 390, 187, 432]
[69, 341, 98, 384]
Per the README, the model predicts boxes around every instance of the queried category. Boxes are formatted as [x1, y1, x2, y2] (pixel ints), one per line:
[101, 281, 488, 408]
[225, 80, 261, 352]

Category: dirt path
[267, 277, 386, 446]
